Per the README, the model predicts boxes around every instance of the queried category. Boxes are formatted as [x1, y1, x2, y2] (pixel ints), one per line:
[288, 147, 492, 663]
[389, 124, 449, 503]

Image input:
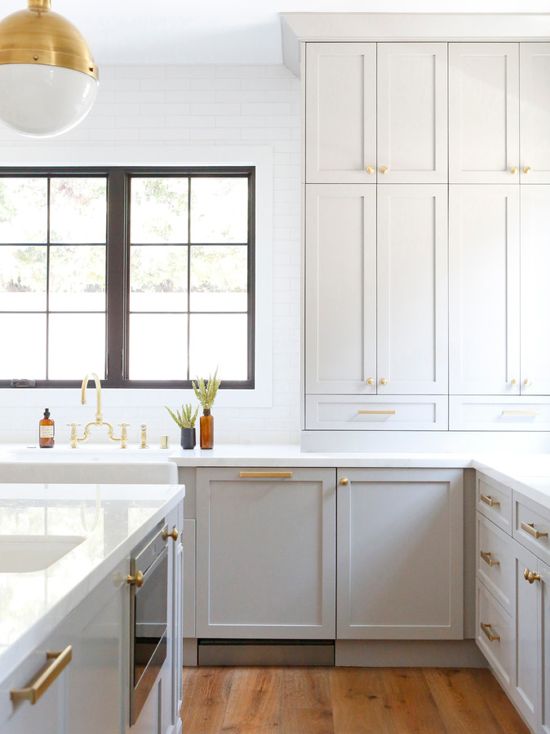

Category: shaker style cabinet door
[520, 43, 550, 184]
[377, 43, 447, 183]
[449, 43, 520, 183]
[520, 186, 550, 396]
[377, 185, 448, 394]
[305, 184, 376, 394]
[306, 43, 376, 183]
[539, 560, 550, 734]
[449, 185, 520, 395]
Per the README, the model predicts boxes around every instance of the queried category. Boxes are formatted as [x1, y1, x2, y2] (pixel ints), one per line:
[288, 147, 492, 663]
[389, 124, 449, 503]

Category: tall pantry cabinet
[303, 39, 550, 435]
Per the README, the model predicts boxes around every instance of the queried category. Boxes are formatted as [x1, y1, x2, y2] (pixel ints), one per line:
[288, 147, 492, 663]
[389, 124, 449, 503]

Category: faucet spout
[81, 372, 103, 423]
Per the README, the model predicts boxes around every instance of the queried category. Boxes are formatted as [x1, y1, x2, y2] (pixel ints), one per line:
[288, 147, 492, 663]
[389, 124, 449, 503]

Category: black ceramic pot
[181, 427, 196, 449]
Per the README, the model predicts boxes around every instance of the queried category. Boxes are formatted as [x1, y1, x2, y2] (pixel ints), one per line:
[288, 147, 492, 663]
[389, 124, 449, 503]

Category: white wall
[0, 65, 302, 446]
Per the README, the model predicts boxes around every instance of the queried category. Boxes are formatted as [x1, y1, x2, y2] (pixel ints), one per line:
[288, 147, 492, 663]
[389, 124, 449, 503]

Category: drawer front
[476, 512, 514, 614]
[476, 581, 514, 691]
[476, 474, 512, 534]
[450, 396, 550, 431]
[514, 497, 550, 564]
[305, 395, 448, 431]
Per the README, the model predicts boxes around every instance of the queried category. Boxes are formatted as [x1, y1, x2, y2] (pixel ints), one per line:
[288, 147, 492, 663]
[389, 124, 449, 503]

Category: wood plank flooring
[181, 667, 529, 734]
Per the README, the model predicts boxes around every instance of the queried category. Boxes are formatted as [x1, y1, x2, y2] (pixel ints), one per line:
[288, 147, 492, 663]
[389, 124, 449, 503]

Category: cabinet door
[521, 186, 550, 396]
[510, 541, 540, 731]
[377, 43, 447, 183]
[337, 468, 463, 640]
[449, 43, 520, 183]
[539, 560, 550, 734]
[306, 43, 376, 183]
[196, 468, 336, 639]
[520, 43, 550, 184]
[449, 185, 520, 394]
[305, 184, 376, 394]
[377, 185, 448, 394]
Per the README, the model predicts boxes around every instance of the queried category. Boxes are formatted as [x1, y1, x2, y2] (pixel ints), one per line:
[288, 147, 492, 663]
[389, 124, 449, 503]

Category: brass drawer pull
[239, 471, 293, 479]
[524, 568, 542, 584]
[11, 645, 72, 704]
[480, 551, 500, 567]
[480, 494, 500, 508]
[480, 623, 500, 642]
[521, 521, 549, 540]
[357, 410, 396, 416]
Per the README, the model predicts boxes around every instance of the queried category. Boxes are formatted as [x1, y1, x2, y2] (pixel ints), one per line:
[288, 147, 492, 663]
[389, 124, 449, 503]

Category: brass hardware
[366, 165, 375, 174]
[126, 570, 144, 588]
[140, 424, 148, 449]
[480, 622, 500, 642]
[160, 435, 169, 449]
[510, 166, 518, 174]
[380, 378, 388, 385]
[339, 477, 350, 485]
[480, 494, 500, 508]
[162, 527, 179, 542]
[239, 471, 293, 479]
[357, 409, 396, 415]
[10, 645, 72, 704]
[366, 377, 375, 385]
[523, 166, 531, 174]
[0, 1, 98, 81]
[379, 165, 388, 174]
[524, 568, 541, 584]
[480, 550, 500, 567]
[501, 410, 538, 417]
[521, 521, 548, 540]
[510, 378, 517, 385]
[72, 373, 129, 448]
[68, 422, 79, 449]
[523, 378, 531, 386]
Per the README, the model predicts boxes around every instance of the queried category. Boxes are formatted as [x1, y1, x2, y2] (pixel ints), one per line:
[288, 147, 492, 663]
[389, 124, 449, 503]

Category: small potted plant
[192, 371, 221, 449]
[165, 403, 199, 450]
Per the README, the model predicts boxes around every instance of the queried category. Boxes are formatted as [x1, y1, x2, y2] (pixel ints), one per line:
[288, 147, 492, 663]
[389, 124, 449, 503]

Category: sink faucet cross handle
[81, 372, 103, 424]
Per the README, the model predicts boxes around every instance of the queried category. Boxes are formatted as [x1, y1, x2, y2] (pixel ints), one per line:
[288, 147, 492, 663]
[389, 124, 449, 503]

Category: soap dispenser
[39, 408, 55, 449]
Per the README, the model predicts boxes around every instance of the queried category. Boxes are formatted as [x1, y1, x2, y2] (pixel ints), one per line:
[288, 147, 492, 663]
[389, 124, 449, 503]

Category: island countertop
[0, 483, 185, 680]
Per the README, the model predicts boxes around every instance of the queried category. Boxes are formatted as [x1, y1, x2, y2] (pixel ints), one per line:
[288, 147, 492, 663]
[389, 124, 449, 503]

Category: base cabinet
[337, 468, 464, 640]
[539, 561, 550, 734]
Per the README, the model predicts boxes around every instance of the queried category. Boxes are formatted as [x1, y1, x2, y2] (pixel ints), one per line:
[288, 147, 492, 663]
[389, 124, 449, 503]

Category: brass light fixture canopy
[0, 0, 98, 80]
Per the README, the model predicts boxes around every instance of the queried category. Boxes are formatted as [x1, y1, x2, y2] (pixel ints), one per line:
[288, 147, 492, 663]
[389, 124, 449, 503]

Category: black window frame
[0, 166, 256, 390]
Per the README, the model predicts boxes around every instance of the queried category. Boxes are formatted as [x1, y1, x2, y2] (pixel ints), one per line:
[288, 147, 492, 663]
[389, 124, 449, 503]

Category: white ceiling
[4, 0, 550, 65]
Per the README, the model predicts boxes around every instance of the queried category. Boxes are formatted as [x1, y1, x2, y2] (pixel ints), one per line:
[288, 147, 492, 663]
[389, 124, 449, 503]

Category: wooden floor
[182, 667, 529, 734]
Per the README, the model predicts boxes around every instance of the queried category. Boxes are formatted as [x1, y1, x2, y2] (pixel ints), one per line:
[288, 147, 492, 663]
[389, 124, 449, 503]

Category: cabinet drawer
[514, 496, 550, 564]
[305, 395, 448, 431]
[476, 581, 514, 691]
[476, 512, 514, 614]
[450, 396, 550, 431]
[476, 474, 512, 534]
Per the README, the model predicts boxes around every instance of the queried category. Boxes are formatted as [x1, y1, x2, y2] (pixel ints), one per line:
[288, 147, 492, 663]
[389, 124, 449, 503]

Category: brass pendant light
[0, 0, 99, 137]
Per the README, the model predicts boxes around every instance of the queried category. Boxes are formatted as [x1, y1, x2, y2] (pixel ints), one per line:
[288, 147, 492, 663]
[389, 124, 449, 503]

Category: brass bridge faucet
[69, 372, 129, 448]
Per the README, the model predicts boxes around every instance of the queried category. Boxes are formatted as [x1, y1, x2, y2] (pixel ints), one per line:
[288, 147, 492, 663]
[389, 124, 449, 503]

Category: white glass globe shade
[0, 64, 98, 137]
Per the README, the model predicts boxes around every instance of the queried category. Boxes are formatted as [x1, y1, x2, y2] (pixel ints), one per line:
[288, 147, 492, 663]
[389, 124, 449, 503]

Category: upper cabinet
[306, 43, 377, 183]
[449, 43, 520, 183]
[306, 42, 448, 184]
[377, 43, 447, 183]
[520, 43, 550, 184]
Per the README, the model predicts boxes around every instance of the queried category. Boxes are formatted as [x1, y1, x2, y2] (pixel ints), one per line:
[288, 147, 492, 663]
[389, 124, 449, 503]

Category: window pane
[48, 313, 105, 379]
[130, 246, 188, 312]
[0, 245, 46, 311]
[49, 246, 106, 311]
[0, 313, 46, 378]
[50, 178, 107, 244]
[131, 178, 188, 244]
[190, 178, 248, 243]
[0, 178, 47, 243]
[189, 314, 247, 380]
[129, 314, 187, 379]
[190, 245, 247, 312]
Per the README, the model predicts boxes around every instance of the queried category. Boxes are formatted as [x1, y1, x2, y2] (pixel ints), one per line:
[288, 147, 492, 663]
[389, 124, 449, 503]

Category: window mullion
[106, 169, 127, 384]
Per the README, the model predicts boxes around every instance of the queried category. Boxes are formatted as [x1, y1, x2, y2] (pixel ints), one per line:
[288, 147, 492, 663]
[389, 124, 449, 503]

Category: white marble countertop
[0, 482, 185, 680]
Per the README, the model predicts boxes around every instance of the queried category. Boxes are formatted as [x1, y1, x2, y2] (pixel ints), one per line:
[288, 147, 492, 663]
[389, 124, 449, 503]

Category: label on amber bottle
[39, 425, 54, 438]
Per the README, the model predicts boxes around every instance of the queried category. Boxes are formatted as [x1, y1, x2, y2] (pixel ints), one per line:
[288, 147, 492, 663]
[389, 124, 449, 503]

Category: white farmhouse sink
[0, 535, 85, 573]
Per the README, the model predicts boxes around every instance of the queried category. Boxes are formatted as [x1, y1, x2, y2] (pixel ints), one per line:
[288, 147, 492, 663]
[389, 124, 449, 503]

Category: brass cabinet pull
[480, 623, 500, 642]
[480, 550, 500, 567]
[357, 409, 396, 415]
[500, 410, 538, 417]
[162, 527, 179, 542]
[126, 570, 144, 588]
[365, 165, 375, 174]
[339, 477, 350, 486]
[521, 521, 548, 540]
[523, 166, 531, 174]
[524, 568, 542, 584]
[239, 471, 293, 479]
[365, 377, 375, 385]
[379, 165, 389, 174]
[11, 646, 72, 704]
[480, 494, 500, 508]
[510, 166, 518, 174]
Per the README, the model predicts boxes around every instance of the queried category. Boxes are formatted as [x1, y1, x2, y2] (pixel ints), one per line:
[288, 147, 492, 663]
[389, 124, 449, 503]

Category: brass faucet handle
[140, 423, 148, 449]
[67, 423, 80, 449]
[119, 423, 129, 449]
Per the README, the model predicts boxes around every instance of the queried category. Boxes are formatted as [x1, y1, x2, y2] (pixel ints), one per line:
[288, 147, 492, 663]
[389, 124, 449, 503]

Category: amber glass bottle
[200, 409, 214, 449]
[39, 408, 55, 449]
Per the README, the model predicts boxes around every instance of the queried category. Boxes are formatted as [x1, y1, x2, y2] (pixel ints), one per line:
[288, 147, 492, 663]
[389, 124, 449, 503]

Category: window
[0, 167, 255, 388]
